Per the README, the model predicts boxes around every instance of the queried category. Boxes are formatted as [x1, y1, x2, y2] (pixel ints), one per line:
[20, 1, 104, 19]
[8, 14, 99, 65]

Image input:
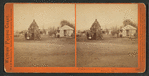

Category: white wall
[59, 29, 64, 37]
[58, 29, 73, 37]
[122, 30, 126, 37]
[122, 29, 136, 37]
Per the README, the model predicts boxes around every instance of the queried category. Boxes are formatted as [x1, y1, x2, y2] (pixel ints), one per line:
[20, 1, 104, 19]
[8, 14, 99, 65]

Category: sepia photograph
[76, 4, 138, 67]
[4, 3, 146, 73]
[14, 4, 75, 67]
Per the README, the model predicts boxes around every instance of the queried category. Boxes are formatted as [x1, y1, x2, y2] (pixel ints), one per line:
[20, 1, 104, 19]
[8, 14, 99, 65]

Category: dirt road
[77, 34, 138, 67]
[14, 40, 75, 67]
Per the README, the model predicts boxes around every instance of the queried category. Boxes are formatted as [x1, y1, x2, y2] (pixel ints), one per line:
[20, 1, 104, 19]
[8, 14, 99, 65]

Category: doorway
[92, 33, 96, 40]
[126, 30, 129, 36]
[31, 33, 34, 40]
[64, 30, 67, 36]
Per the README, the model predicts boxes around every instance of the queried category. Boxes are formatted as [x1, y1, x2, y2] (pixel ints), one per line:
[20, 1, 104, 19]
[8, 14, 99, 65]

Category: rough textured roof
[90, 19, 101, 29]
[28, 19, 39, 30]
[28, 19, 40, 35]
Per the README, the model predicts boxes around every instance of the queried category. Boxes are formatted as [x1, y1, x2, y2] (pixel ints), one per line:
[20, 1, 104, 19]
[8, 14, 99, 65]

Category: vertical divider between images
[75, 4, 77, 67]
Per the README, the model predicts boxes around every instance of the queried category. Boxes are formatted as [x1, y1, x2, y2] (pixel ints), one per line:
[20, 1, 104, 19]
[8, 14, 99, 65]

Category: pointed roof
[90, 19, 101, 29]
[28, 19, 39, 29]
[61, 24, 75, 29]
[122, 25, 137, 30]
[59, 25, 74, 30]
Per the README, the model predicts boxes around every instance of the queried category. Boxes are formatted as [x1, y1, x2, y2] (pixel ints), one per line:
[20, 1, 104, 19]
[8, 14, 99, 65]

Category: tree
[48, 26, 57, 36]
[105, 28, 109, 34]
[60, 20, 75, 29]
[42, 25, 46, 34]
[60, 20, 70, 26]
[111, 26, 120, 37]
[123, 19, 137, 28]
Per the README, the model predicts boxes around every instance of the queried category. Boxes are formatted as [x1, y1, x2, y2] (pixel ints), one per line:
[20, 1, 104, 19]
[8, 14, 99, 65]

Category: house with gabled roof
[56, 25, 74, 37]
[120, 25, 137, 37]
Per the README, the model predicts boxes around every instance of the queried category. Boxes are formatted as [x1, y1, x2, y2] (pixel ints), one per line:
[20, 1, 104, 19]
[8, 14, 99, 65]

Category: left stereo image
[14, 4, 75, 67]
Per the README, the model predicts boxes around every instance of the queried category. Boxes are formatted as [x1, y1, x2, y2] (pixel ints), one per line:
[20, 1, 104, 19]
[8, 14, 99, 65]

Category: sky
[76, 4, 138, 31]
[14, 4, 75, 31]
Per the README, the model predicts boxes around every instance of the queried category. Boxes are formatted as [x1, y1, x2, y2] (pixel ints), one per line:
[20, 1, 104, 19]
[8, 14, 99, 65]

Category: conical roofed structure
[28, 19, 41, 40]
[90, 19, 101, 33]
[28, 19, 39, 33]
[87, 19, 103, 40]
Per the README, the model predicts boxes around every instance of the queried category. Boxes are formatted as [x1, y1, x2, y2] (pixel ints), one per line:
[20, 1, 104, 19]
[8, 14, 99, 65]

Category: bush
[111, 31, 117, 36]
[111, 26, 119, 37]
[71, 33, 75, 38]
[48, 27, 57, 36]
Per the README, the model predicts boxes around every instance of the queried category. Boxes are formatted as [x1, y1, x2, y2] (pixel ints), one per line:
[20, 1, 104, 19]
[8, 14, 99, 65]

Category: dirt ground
[14, 35, 75, 67]
[77, 34, 138, 67]
[14, 34, 138, 67]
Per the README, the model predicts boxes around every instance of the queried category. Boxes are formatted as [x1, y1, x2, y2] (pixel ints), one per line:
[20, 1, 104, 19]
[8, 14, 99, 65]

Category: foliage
[123, 19, 137, 28]
[111, 26, 119, 36]
[105, 28, 109, 34]
[48, 26, 58, 36]
[42, 29, 46, 34]
[60, 20, 75, 29]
